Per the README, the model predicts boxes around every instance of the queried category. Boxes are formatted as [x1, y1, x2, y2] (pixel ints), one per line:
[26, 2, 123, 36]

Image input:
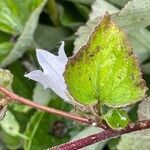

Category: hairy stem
[0, 86, 96, 126]
[50, 120, 150, 150]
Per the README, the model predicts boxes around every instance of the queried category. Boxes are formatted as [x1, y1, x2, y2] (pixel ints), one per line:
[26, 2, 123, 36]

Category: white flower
[25, 42, 72, 103]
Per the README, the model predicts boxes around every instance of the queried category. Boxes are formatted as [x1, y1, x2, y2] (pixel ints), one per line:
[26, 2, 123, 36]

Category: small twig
[0, 86, 96, 126]
[50, 120, 150, 150]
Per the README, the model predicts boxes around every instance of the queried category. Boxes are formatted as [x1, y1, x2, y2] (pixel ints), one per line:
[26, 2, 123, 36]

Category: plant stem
[50, 120, 150, 150]
[47, 0, 59, 26]
[0, 86, 95, 126]
[1, 87, 149, 150]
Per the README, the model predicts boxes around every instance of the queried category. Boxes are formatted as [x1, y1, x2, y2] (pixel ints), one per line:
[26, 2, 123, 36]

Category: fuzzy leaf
[74, 0, 150, 64]
[64, 13, 147, 107]
[90, 0, 150, 29]
[112, 0, 150, 29]
[0, 110, 20, 136]
[0, 110, 27, 141]
[0, 0, 47, 67]
[64, 0, 94, 5]
[0, 0, 45, 35]
[106, 0, 129, 8]
[33, 83, 54, 105]
[34, 25, 71, 50]
[1, 132, 22, 150]
[7, 61, 34, 113]
[89, 0, 118, 20]
[0, 110, 26, 149]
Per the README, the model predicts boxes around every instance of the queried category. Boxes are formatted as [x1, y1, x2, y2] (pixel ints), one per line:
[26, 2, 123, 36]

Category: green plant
[0, 0, 150, 150]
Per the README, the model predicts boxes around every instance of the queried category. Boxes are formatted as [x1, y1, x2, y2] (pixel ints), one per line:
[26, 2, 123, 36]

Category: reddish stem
[1, 86, 150, 150]
[0, 87, 94, 126]
[50, 120, 150, 150]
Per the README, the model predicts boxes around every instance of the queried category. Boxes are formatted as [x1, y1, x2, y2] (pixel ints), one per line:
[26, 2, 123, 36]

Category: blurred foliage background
[0, 0, 150, 149]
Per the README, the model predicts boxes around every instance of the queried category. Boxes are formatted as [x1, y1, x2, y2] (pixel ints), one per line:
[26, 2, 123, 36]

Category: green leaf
[112, 0, 150, 29]
[0, 141, 7, 150]
[71, 127, 107, 150]
[0, 110, 26, 140]
[91, 0, 150, 28]
[64, 0, 94, 5]
[129, 28, 150, 62]
[107, 0, 130, 8]
[83, 0, 150, 63]
[142, 63, 150, 74]
[0, 0, 24, 34]
[1, 132, 22, 150]
[33, 83, 54, 105]
[0, 42, 13, 62]
[9, 61, 34, 99]
[24, 99, 72, 150]
[74, 4, 90, 20]
[89, 0, 118, 20]
[64, 13, 147, 107]
[0, 32, 13, 62]
[0, 31, 11, 42]
[34, 25, 71, 50]
[90, 0, 150, 29]
[59, 4, 83, 28]
[108, 138, 120, 150]
[117, 97, 150, 150]
[8, 61, 34, 113]
[138, 97, 150, 120]
[74, 0, 119, 54]
[0, 109, 25, 149]
[11, 104, 31, 114]
[0, 0, 46, 35]
[0, 110, 20, 136]
[117, 131, 150, 150]
[74, 0, 150, 63]
[103, 108, 129, 130]
[0, 0, 47, 67]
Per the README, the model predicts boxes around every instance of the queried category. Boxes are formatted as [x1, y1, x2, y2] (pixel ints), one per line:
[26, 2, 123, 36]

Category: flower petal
[36, 42, 67, 75]
[25, 70, 71, 102]
[25, 70, 50, 89]
[58, 41, 68, 64]
[25, 42, 73, 103]
[36, 49, 63, 74]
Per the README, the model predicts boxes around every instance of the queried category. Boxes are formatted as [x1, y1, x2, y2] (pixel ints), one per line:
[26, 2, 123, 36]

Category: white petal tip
[36, 49, 45, 56]
[58, 41, 67, 63]
[60, 41, 65, 46]
[24, 72, 30, 78]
